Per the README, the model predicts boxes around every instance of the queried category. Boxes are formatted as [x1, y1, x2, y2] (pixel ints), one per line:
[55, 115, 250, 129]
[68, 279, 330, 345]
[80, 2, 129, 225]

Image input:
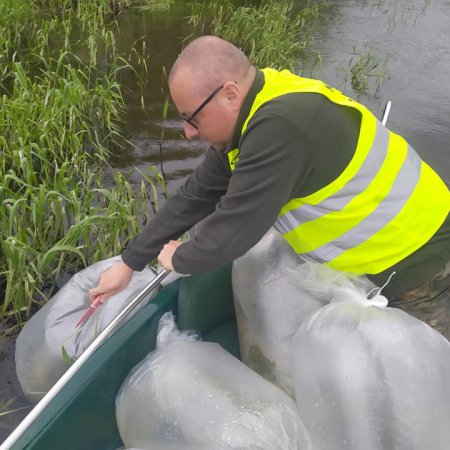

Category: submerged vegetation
[0, 389, 27, 424]
[343, 44, 391, 97]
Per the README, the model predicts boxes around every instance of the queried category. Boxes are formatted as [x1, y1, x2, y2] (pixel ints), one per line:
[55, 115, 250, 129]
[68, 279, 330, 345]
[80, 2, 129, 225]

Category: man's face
[169, 71, 237, 151]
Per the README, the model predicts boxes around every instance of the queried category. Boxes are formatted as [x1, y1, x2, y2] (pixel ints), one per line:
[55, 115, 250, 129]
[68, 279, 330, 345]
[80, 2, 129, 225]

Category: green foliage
[132, 0, 174, 12]
[344, 44, 390, 97]
[187, 0, 322, 71]
[61, 345, 73, 366]
[0, 0, 164, 324]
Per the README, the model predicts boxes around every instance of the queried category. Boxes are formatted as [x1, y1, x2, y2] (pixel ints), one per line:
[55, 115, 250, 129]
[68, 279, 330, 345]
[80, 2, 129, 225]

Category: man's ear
[223, 81, 241, 111]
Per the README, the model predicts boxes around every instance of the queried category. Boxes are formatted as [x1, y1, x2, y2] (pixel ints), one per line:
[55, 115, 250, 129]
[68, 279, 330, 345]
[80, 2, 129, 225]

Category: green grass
[341, 44, 390, 97]
[0, 0, 165, 325]
[187, 0, 322, 72]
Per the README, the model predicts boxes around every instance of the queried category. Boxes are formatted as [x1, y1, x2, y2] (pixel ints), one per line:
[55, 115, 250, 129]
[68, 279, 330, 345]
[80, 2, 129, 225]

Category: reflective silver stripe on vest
[294, 144, 422, 263]
[276, 128, 422, 263]
[276, 123, 390, 234]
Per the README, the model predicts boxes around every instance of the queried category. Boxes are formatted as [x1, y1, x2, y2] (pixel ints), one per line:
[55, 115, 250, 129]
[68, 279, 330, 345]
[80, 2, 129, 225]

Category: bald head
[169, 36, 253, 95]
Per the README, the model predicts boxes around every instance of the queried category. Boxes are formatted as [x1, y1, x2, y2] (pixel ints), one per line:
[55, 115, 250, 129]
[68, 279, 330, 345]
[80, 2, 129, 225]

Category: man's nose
[183, 121, 199, 139]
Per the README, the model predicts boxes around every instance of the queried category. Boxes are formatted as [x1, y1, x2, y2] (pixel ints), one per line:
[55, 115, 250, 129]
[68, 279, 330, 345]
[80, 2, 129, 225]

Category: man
[90, 36, 450, 338]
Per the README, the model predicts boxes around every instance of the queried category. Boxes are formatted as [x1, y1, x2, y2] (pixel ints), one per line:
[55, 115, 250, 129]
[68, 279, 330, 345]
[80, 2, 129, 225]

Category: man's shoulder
[249, 91, 334, 136]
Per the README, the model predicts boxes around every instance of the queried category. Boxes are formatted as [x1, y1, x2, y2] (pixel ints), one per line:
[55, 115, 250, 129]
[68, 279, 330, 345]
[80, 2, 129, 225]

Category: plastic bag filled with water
[292, 283, 450, 450]
[15, 256, 157, 400]
[232, 228, 342, 396]
[115, 311, 311, 450]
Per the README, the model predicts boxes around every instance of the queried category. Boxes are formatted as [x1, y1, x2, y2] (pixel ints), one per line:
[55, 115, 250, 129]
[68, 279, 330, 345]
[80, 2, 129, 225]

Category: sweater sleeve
[121, 148, 231, 271]
[172, 112, 314, 274]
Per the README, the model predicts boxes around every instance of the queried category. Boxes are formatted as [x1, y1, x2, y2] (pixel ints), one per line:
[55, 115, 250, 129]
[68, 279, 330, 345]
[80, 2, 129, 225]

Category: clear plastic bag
[292, 282, 450, 450]
[232, 229, 332, 396]
[115, 312, 311, 450]
[15, 256, 156, 400]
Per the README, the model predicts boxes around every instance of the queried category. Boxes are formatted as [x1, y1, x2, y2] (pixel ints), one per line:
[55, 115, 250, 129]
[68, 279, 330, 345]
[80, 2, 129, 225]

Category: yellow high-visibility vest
[228, 68, 450, 274]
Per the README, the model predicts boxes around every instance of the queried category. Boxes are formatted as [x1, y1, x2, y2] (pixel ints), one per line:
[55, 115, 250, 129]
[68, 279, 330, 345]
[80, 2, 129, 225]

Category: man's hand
[157, 240, 182, 271]
[89, 261, 134, 304]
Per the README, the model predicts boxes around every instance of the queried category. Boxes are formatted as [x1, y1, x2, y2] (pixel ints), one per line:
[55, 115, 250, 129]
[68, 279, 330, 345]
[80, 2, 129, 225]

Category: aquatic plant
[0, 0, 165, 324]
[372, 0, 431, 29]
[187, 0, 322, 71]
[132, 0, 174, 12]
[343, 44, 390, 98]
[0, 391, 28, 423]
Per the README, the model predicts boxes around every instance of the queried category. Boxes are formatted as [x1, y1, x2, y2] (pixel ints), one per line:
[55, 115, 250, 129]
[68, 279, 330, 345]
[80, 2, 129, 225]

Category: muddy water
[1, 0, 449, 444]
[106, 2, 209, 196]
[111, 0, 449, 193]
[302, 0, 450, 184]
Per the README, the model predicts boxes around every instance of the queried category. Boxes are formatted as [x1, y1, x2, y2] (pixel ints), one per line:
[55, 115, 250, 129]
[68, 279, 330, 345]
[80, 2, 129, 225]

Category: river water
[302, 0, 450, 183]
[1, 0, 449, 444]
[111, 0, 449, 194]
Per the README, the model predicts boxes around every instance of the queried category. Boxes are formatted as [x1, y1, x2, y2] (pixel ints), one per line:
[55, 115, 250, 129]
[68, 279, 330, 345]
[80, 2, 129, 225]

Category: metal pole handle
[0, 268, 170, 450]
[381, 100, 392, 126]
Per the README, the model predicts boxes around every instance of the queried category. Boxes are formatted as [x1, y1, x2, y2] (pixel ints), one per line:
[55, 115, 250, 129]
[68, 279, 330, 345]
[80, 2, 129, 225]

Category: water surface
[302, 0, 450, 183]
[112, 0, 449, 191]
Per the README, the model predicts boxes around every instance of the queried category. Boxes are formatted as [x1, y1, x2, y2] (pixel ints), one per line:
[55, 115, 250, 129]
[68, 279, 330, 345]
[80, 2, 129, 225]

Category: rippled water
[111, 0, 449, 193]
[302, 0, 450, 183]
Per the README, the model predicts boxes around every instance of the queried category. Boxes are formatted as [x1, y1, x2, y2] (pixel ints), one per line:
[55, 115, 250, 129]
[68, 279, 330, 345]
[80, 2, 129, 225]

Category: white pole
[381, 100, 392, 126]
[0, 269, 170, 450]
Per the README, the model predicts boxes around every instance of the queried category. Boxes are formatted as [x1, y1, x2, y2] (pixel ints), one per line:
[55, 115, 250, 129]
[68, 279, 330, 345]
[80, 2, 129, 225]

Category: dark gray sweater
[122, 70, 450, 298]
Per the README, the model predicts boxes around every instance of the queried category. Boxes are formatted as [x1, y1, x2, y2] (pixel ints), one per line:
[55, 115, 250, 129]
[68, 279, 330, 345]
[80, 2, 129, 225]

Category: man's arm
[121, 147, 231, 271]
[171, 113, 314, 273]
[89, 148, 231, 301]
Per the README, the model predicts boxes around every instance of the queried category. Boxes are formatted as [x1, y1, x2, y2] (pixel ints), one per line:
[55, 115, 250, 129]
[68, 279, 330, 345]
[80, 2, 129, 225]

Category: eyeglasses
[180, 84, 224, 130]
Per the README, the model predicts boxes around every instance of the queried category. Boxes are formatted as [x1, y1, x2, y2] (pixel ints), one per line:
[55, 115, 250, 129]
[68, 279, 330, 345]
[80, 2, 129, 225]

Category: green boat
[1, 265, 239, 450]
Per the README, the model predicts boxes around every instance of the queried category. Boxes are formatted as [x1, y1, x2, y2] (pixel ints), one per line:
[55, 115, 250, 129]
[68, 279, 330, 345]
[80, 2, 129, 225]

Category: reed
[0, 390, 28, 422]
[0, 0, 165, 324]
[343, 44, 390, 97]
[187, 0, 322, 71]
